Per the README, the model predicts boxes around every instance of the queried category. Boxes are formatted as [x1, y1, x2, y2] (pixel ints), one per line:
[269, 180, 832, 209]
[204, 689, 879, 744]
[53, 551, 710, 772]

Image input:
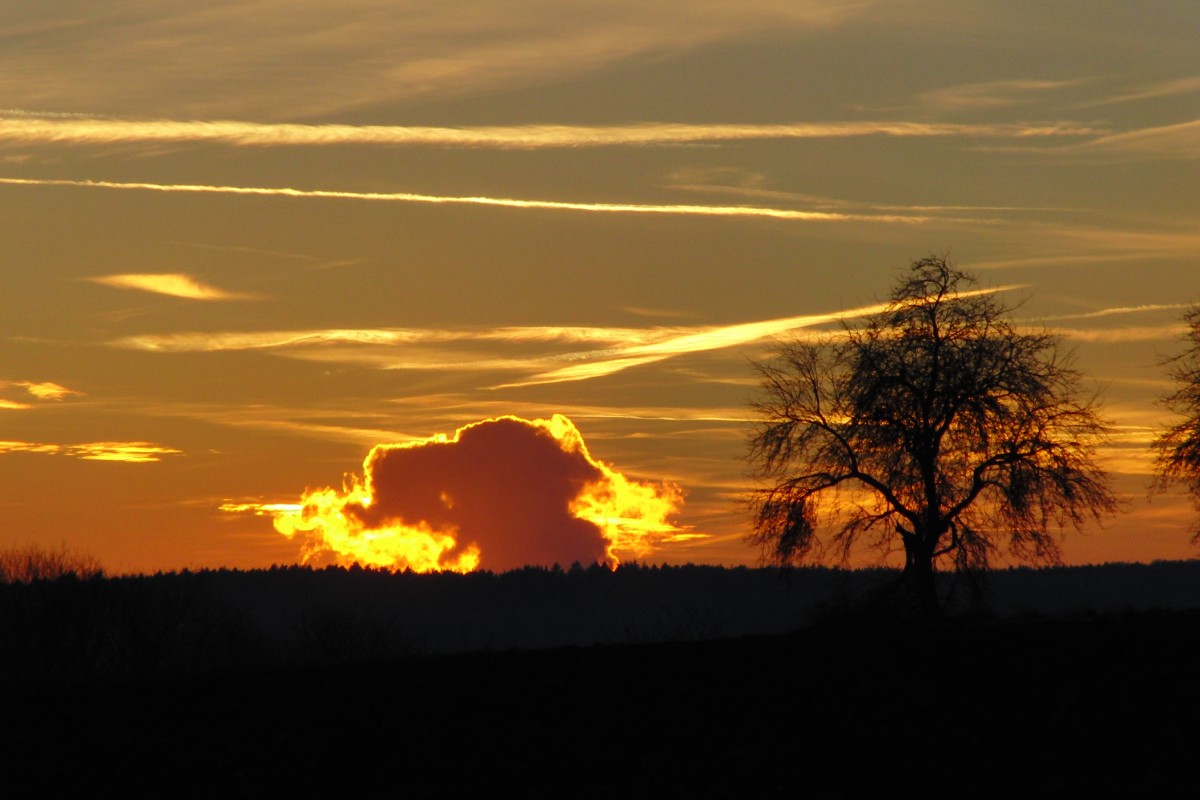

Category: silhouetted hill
[4, 561, 1200, 795]
[5, 609, 1200, 796]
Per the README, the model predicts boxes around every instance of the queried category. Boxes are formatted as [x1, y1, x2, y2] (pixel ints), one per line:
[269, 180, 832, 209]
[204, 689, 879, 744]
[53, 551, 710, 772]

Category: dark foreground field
[4, 563, 1200, 796]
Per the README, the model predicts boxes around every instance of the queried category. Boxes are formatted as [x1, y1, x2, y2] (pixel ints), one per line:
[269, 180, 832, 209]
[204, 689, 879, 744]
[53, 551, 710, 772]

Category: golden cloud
[0, 440, 181, 462]
[0, 379, 82, 408]
[87, 273, 251, 300]
[17, 381, 80, 400]
[0, 441, 59, 453]
[67, 442, 183, 463]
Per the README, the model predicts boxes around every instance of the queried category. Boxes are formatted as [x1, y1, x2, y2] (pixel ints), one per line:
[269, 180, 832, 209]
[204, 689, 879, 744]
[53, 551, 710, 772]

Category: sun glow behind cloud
[0, 2, 1194, 576]
[252, 415, 684, 572]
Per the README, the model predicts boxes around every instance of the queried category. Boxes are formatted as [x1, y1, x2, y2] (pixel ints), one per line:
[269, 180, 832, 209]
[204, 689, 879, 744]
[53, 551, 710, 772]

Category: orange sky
[1, 1, 1197, 574]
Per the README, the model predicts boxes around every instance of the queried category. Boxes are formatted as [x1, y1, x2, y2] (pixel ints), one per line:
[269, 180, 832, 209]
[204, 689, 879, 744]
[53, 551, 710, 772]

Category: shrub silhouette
[0, 542, 104, 583]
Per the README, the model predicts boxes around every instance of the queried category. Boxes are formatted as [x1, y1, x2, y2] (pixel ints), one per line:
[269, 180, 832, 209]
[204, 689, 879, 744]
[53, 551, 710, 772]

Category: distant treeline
[2, 559, 1200, 679]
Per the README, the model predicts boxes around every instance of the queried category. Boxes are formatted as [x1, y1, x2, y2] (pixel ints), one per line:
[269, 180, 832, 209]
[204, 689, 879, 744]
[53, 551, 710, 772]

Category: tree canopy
[1153, 306, 1200, 535]
[747, 256, 1117, 613]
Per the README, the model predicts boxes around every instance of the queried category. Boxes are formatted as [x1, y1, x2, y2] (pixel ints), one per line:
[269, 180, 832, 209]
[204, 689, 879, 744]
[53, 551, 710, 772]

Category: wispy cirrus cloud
[0, 114, 1104, 149]
[917, 79, 1085, 111]
[109, 325, 659, 353]
[1073, 76, 1200, 108]
[665, 179, 1080, 219]
[108, 287, 1021, 387]
[968, 252, 1168, 271]
[983, 120, 1200, 161]
[1043, 303, 1193, 322]
[499, 287, 1020, 387]
[87, 273, 254, 300]
[0, 2, 876, 118]
[108, 312, 882, 373]
[1052, 324, 1190, 344]
[1067, 119, 1200, 160]
[147, 395, 750, 455]
[967, 224, 1200, 270]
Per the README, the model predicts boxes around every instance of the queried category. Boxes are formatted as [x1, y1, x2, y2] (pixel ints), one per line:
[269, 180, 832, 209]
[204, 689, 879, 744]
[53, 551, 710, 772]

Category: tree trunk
[901, 539, 941, 618]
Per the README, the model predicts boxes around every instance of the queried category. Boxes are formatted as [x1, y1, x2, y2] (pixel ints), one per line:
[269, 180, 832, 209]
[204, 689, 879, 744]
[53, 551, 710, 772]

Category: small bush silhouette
[0, 542, 104, 583]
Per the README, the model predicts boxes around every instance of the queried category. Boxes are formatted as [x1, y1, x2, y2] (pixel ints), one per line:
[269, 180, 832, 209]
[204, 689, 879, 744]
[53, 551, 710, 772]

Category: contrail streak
[0, 177, 941, 223]
[499, 286, 1022, 387]
[0, 116, 1104, 149]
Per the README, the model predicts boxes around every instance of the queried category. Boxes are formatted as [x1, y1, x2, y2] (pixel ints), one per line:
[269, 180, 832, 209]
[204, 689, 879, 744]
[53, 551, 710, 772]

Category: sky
[1, 1, 1197, 574]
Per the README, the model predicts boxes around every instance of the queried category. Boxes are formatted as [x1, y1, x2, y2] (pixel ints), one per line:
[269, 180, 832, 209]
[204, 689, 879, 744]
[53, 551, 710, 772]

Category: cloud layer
[0, 2, 867, 118]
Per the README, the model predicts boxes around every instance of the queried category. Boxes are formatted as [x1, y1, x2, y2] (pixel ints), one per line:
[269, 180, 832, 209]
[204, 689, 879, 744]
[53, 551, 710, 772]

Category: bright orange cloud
[0, 441, 59, 453]
[268, 415, 683, 573]
[0, 440, 180, 462]
[68, 442, 183, 463]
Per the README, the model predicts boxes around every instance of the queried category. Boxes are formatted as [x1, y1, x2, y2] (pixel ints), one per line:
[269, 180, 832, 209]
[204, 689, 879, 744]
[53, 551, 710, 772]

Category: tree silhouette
[1153, 305, 1200, 535]
[746, 256, 1117, 614]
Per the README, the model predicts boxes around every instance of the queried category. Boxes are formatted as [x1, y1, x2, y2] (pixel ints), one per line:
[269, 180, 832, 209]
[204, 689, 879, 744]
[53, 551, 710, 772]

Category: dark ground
[5, 608, 1200, 797]
[4, 562, 1200, 796]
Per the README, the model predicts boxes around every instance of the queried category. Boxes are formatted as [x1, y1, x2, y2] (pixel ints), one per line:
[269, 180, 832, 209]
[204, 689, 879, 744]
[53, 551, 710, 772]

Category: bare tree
[747, 256, 1117, 614]
[1153, 306, 1200, 535]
